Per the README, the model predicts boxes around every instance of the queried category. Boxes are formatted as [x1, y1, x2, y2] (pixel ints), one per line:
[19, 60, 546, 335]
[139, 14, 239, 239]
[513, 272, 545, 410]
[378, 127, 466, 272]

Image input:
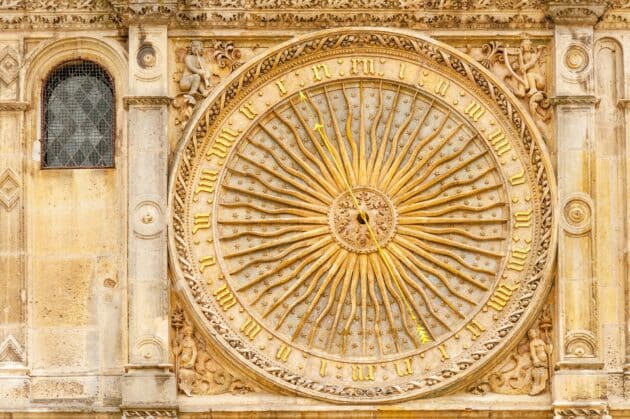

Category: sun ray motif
[214, 79, 510, 360]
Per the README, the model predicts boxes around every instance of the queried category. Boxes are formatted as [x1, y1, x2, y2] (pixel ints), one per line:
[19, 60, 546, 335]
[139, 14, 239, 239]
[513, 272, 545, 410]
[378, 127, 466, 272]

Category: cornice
[546, 1, 608, 26]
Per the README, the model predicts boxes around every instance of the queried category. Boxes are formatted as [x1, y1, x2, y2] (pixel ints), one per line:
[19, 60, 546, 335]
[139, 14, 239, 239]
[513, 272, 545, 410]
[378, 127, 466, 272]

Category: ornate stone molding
[0, 101, 28, 111]
[553, 401, 611, 419]
[124, 95, 172, 109]
[171, 298, 257, 397]
[468, 302, 553, 396]
[0, 0, 552, 30]
[546, 1, 608, 26]
[122, 408, 178, 418]
[552, 95, 600, 107]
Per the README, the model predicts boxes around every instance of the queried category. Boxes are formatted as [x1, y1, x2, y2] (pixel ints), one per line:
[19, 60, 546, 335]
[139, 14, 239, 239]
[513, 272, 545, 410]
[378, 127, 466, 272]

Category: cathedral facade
[0, 1, 629, 418]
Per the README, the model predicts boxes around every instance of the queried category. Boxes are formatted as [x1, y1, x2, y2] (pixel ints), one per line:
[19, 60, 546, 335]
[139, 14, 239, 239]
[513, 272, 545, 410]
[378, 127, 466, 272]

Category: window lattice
[42, 61, 114, 168]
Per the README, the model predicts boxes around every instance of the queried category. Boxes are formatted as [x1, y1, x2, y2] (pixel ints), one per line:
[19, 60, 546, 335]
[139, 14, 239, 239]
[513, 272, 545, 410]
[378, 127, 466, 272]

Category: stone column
[0, 38, 29, 407]
[547, 2, 612, 418]
[121, 20, 177, 417]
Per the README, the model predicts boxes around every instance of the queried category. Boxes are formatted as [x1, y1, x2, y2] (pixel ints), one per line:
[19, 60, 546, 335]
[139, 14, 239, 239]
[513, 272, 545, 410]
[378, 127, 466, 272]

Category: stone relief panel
[459, 39, 552, 140]
[468, 297, 553, 396]
[0, 42, 20, 101]
[169, 39, 270, 151]
[171, 296, 258, 397]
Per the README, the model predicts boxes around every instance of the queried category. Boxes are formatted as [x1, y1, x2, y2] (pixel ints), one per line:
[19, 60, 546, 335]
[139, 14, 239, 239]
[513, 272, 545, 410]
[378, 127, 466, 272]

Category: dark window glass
[42, 60, 114, 168]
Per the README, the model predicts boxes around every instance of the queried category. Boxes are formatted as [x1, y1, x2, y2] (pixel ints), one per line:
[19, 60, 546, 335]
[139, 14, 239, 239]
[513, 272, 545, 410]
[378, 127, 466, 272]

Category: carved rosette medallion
[169, 28, 556, 403]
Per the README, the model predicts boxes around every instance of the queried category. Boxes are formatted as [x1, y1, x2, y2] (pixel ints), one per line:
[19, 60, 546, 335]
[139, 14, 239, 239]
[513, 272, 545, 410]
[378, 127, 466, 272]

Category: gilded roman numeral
[398, 63, 407, 80]
[350, 58, 375, 75]
[195, 169, 218, 196]
[513, 209, 532, 228]
[275, 79, 288, 96]
[438, 344, 450, 361]
[276, 344, 291, 362]
[240, 317, 261, 340]
[198, 255, 215, 273]
[395, 358, 413, 377]
[319, 359, 327, 377]
[239, 101, 257, 120]
[466, 320, 486, 341]
[192, 212, 211, 234]
[508, 245, 531, 271]
[434, 79, 450, 96]
[207, 128, 238, 159]
[311, 64, 332, 81]
[352, 364, 375, 381]
[509, 169, 526, 186]
[213, 284, 236, 311]
[487, 283, 519, 311]
[464, 100, 485, 122]
[488, 129, 512, 156]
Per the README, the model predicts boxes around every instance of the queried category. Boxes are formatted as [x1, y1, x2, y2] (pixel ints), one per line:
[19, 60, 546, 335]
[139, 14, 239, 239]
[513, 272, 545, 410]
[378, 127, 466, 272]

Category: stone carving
[546, 1, 608, 25]
[0, 168, 20, 211]
[463, 40, 551, 137]
[553, 402, 612, 419]
[469, 304, 553, 396]
[171, 302, 255, 396]
[172, 40, 243, 129]
[122, 409, 178, 418]
[0, 1, 554, 30]
[0, 46, 18, 86]
[564, 45, 589, 72]
[561, 192, 593, 235]
[169, 28, 555, 403]
[0, 335, 24, 363]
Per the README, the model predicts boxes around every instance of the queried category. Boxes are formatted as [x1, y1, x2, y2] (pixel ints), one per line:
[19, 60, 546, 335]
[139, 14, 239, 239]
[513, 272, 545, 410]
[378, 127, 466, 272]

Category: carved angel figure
[174, 325, 197, 396]
[179, 41, 212, 105]
[528, 327, 552, 396]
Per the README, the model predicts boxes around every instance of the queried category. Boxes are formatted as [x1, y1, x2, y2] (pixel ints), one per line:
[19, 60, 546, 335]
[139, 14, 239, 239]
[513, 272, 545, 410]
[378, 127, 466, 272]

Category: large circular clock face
[169, 29, 556, 403]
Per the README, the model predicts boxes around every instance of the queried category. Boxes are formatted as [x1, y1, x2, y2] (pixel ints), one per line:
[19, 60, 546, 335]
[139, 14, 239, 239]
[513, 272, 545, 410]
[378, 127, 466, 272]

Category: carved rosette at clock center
[169, 29, 556, 403]
[328, 186, 397, 254]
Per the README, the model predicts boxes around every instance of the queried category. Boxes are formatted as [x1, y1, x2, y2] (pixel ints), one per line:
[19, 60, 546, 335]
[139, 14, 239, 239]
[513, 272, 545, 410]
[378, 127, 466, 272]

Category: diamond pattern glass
[42, 61, 114, 168]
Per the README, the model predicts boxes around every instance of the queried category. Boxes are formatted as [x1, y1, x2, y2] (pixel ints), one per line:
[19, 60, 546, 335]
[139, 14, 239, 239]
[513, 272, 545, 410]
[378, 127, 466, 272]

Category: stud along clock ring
[300, 89, 431, 344]
[169, 28, 556, 403]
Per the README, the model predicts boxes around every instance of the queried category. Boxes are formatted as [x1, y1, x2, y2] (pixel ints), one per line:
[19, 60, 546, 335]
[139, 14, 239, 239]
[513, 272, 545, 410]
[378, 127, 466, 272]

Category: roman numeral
[276, 344, 291, 362]
[464, 100, 485, 122]
[438, 344, 450, 361]
[489, 129, 511, 156]
[487, 283, 519, 311]
[213, 284, 236, 311]
[395, 358, 413, 377]
[239, 101, 257, 120]
[466, 320, 486, 341]
[195, 169, 218, 196]
[350, 58, 375, 75]
[192, 212, 211, 234]
[509, 169, 525, 186]
[240, 317, 261, 340]
[352, 364, 375, 381]
[198, 255, 215, 273]
[513, 209, 532, 228]
[275, 79, 288, 96]
[434, 79, 450, 96]
[311, 64, 332, 81]
[507, 245, 531, 271]
[207, 128, 238, 159]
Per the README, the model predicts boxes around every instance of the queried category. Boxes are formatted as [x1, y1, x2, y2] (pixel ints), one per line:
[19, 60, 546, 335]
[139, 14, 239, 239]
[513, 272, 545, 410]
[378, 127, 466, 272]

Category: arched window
[42, 60, 114, 168]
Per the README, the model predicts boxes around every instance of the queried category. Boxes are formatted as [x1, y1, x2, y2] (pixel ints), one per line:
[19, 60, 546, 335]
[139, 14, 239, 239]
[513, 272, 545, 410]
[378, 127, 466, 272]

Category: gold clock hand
[299, 91, 431, 344]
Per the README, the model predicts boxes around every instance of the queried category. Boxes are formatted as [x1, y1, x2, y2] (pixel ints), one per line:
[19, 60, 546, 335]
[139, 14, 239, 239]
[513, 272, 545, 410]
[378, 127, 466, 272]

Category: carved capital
[112, 0, 177, 25]
[546, 1, 608, 25]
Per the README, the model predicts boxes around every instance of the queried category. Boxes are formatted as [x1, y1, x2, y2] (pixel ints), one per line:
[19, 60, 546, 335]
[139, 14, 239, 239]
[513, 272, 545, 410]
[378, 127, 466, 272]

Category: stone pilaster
[121, 22, 176, 413]
[547, 1, 611, 417]
[0, 36, 29, 408]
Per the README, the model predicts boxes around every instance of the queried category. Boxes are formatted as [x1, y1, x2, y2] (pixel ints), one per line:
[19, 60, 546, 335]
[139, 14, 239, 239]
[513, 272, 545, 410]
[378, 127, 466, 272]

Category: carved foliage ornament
[168, 28, 556, 403]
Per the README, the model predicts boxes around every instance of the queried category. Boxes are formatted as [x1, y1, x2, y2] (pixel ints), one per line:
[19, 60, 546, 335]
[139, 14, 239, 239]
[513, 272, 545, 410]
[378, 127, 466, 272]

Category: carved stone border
[168, 28, 557, 403]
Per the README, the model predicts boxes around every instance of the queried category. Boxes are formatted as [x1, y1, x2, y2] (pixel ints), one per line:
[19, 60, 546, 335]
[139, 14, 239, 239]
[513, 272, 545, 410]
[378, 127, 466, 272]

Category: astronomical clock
[169, 28, 556, 403]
